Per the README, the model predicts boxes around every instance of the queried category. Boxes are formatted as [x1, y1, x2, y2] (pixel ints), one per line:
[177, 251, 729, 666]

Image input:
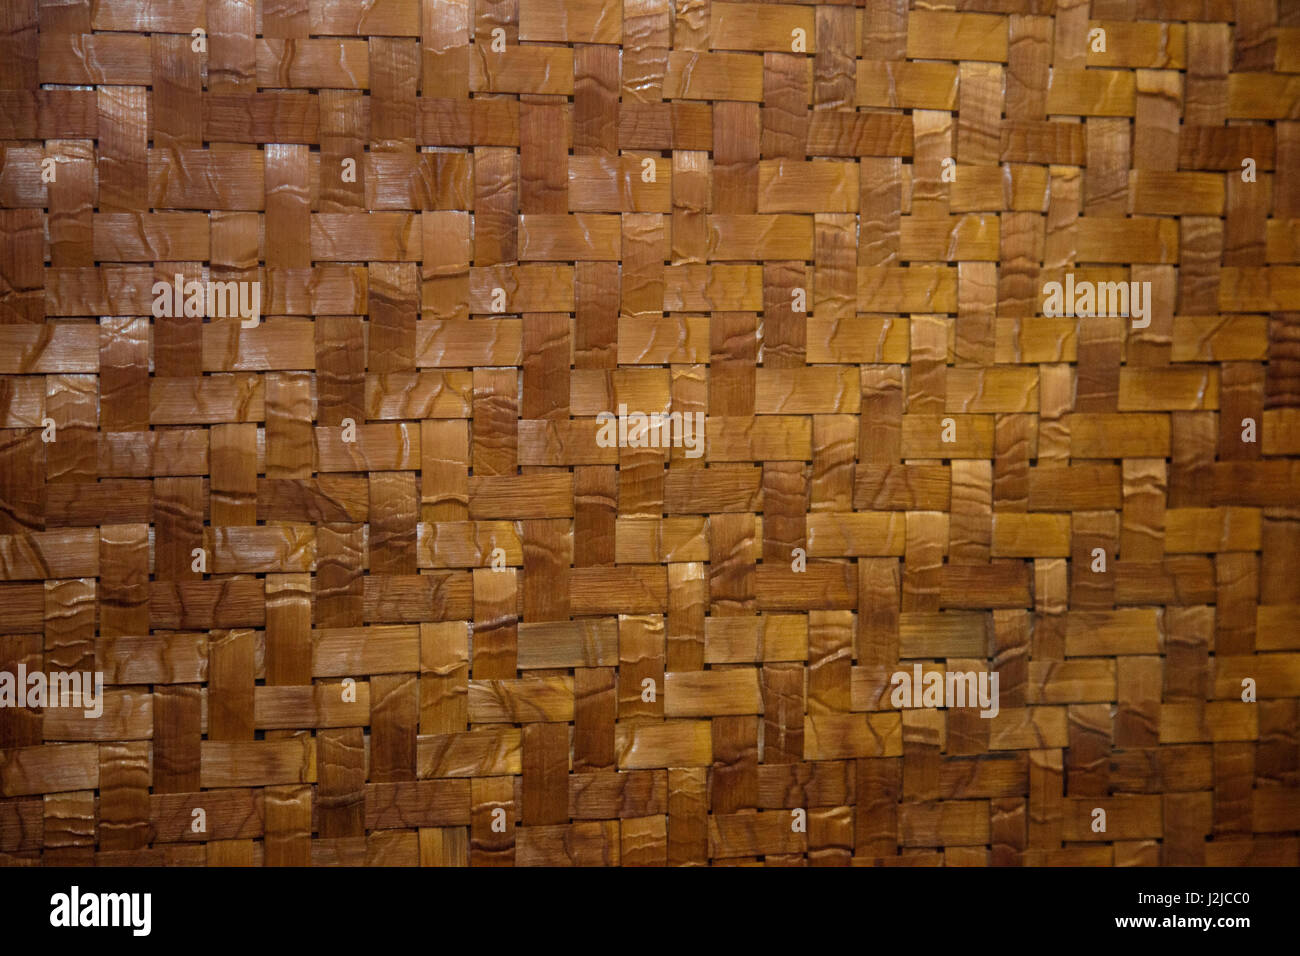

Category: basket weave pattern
[0, 0, 1298, 866]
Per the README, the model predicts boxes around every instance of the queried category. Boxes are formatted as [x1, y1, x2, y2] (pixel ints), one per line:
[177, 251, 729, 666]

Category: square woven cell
[0, 0, 1298, 867]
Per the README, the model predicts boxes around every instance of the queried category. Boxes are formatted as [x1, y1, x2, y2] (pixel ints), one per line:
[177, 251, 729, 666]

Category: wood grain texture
[0, 0, 1296, 869]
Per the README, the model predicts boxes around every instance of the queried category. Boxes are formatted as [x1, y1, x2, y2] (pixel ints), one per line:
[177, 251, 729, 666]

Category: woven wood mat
[0, 0, 1298, 867]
